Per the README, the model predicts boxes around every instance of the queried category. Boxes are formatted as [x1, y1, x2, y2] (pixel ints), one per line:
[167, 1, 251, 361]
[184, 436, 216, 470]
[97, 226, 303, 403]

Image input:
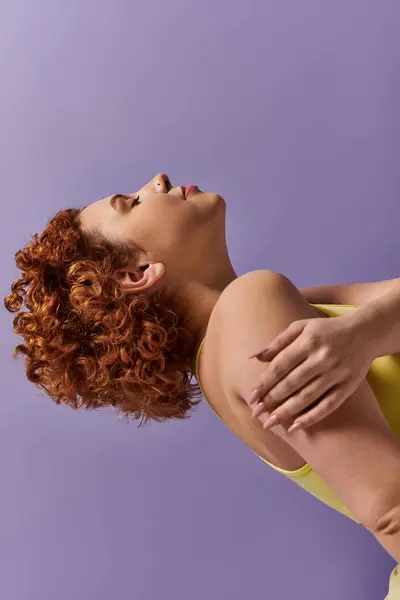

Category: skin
[80, 175, 311, 473]
[79, 173, 237, 363]
[79, 173, 400, 566]
[214, 271, 400, 562]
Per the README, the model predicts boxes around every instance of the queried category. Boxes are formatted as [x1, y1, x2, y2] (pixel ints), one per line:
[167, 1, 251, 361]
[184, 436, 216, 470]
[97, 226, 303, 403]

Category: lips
[185, 185, 199, 199]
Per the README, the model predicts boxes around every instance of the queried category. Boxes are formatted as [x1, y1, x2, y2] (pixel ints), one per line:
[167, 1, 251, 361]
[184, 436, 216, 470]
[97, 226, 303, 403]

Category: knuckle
[318, 346, 331, 361]
[270, 364, 283, 378]
[341, 365, 353, 380]
[258, 373, 268, 387]
[260, 370, 272, 383]
[306, 334, 319, 351]
[300, 391, 313, 405]
[324, 397, 339, 411]
[274, 383, 287, 398]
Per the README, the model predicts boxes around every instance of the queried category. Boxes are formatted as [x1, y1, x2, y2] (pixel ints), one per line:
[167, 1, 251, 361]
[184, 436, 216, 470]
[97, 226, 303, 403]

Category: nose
[153, 173, 172, 193]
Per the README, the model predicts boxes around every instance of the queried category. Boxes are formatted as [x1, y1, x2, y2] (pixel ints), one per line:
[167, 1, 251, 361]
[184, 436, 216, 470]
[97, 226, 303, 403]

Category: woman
[5, 173, 400, 598]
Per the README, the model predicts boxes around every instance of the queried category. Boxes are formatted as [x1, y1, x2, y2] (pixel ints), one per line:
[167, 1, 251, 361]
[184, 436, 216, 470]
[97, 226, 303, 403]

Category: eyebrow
[109, 193, 130, 210]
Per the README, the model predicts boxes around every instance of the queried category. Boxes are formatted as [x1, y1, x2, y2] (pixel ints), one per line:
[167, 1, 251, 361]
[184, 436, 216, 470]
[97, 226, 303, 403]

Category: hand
[247, 314, 375, 432]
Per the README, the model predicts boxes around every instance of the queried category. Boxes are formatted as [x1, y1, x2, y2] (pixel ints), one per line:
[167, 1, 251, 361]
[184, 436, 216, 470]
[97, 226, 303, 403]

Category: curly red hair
[4, 208, 202, 424]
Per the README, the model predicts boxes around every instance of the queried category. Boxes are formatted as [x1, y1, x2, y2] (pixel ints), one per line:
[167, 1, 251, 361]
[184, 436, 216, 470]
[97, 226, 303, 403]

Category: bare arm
[218, 270, 400, 561]
[300, 277, 400, 306]
[301, 276, 400, 357]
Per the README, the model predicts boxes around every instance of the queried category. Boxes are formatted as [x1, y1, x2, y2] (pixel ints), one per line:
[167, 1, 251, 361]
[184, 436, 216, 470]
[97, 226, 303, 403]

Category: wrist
[346, 303, 391, 360]
[344, 307, 384, 361]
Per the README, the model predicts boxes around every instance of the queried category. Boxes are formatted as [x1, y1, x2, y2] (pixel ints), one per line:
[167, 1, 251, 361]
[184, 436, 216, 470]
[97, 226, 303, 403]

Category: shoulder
[210, 269, 311, 398]
[219, 269, 294, 302]
[212, 269, 303, 343]
[213, 269, 296, 326]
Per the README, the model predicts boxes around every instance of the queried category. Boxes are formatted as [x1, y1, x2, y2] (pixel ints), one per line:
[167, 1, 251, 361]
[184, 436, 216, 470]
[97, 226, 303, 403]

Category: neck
[169, 261, 237, 367]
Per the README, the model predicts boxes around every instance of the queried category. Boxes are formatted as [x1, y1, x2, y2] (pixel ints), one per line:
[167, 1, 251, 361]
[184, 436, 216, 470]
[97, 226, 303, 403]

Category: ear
[113, 262, 166, 296]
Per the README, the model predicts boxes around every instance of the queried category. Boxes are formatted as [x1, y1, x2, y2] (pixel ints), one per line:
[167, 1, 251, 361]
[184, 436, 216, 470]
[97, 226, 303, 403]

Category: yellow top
[194, 304, 400, 524]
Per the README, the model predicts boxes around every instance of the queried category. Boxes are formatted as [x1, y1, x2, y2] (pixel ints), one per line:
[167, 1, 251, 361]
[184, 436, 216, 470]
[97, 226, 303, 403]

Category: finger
[248, 321, 305, 361]
[249, 339, 309, 404]
[258, 358, 324, 411]
[252, 373, 335, 421]
[261, 376, 335, 427]
[287, 386, 350, 432]
[252, 399, 270, 419]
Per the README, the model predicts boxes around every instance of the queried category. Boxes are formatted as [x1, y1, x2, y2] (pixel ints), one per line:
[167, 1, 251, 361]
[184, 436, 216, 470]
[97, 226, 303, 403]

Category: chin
[213, 193, 226, 213]
[214, 192, 225, 202]
[190, 191, 226, 220]
[207, 192, 226, 208]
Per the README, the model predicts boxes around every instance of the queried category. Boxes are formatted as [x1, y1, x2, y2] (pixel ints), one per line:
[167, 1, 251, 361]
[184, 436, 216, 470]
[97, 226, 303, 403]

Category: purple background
[1, 1, 399, 598]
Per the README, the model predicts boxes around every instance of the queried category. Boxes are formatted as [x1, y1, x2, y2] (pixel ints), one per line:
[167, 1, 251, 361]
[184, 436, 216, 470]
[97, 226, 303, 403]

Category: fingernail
[248, 389, 260, 404]
[287, 421, 302, 433]
[252, 401, 264, 418]
[263, 414, 279, 429]
[248, 349, 268, 359]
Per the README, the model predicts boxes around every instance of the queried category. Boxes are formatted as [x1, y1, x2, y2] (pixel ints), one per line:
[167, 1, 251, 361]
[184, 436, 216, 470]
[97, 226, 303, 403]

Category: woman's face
[79, 173, 226, 271]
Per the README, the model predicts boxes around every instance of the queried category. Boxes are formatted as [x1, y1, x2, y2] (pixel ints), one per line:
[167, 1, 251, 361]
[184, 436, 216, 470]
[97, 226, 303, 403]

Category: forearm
[300, 277, 400, 307]
[347, 279, 400, 358]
